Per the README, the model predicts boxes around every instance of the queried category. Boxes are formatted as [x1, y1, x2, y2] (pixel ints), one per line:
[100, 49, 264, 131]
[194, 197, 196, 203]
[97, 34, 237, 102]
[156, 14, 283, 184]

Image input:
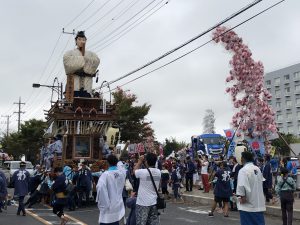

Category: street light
[99, 80, 111, 103]
[32, 77, 63, 103]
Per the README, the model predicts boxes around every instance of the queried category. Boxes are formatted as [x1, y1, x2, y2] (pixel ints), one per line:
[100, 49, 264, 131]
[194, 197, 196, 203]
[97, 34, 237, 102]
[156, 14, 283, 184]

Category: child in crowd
[161, 165, 170, 199]
[171, 164, 184, 203]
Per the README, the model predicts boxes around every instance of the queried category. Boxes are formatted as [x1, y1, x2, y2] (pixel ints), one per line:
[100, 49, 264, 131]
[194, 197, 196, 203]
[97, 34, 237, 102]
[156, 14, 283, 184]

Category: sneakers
[208, 212, 214, 217]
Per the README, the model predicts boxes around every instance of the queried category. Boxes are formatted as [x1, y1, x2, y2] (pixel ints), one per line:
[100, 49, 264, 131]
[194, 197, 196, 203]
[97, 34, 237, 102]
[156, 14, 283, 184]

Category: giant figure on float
[63, 31, 100, 101]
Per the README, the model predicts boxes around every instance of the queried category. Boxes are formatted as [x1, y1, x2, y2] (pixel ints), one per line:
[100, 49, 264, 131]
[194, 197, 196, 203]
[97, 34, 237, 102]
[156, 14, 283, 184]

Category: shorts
[214, 196, 230, 203]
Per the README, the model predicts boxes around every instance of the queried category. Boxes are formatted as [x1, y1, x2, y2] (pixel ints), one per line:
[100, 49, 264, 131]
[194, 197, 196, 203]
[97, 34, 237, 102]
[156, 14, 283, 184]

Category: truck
[191, 133, 225, 158]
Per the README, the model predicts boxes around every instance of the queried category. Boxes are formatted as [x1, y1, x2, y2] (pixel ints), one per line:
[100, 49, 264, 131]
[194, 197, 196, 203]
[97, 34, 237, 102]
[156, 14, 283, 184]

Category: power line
[94, 0, 263, 90]
[94, 0, 168, 53]
[23, 36, 73, 120]
[106, 0, 286, 92]
[88, 0, 141, 41]
[89, 0, 158, 49]
[64, 0, 97, 28]
[23, 32, 63, 104]
[75, 0, 112, 29]
[85, 0, 124, 31]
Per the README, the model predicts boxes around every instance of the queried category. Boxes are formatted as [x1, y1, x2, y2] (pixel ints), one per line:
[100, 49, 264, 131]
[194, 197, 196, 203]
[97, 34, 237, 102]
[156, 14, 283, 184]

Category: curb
[182, 194, 300, 220]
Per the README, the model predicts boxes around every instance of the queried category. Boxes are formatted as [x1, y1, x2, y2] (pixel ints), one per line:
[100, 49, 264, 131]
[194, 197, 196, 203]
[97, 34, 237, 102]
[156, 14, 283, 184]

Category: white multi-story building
[264, 63, 300, 135]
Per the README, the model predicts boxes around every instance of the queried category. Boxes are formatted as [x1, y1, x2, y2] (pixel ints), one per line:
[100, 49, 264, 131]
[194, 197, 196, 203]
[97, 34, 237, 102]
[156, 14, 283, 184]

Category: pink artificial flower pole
[212, 26, 277, 152]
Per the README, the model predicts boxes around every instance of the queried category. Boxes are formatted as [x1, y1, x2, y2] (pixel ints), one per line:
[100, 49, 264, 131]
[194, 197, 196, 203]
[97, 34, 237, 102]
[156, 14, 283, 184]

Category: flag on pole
[227, 140, 236, 158]
[248, 137, 265, 156]
[224, 129, 234, 140]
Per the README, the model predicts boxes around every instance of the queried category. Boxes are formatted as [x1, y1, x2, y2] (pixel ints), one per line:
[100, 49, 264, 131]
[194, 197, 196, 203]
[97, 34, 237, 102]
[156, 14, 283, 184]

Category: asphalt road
[0, 200, 285, 225]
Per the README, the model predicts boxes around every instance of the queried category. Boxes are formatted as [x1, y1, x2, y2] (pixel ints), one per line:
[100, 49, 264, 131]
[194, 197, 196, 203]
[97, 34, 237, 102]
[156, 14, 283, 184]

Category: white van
[2, 161, 34, 187]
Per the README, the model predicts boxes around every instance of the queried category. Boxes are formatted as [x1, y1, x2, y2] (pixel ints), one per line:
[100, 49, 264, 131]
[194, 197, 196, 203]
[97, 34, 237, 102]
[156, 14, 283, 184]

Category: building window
[277, 114, 283, 121]
[275, 90, 281, 97]
[298, 125, 300, 132]
[286, 100, 292, 107]
[294, 71, 300, 80]
[274, 78, 280, 85]
[276, 102, 281, 108]
[297, 112, 300, 119]
[285, 87, 290, 94]
[295, 85, 300, 91]
[287, 126, 293, 133]
[287, 113, 293, 120]
[284, 74, 290, 81]
[266, 80, 271, 85]
[296, 99, 300, 105]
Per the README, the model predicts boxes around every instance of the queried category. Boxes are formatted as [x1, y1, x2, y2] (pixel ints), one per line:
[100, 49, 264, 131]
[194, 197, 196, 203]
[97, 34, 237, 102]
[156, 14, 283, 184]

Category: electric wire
[74, 0, 112, 30]
[23, 32, 63, 104]
[85, 0, 124, 31]
[4, 0, 284, 132]
[105, 0, 286, 93]
[88, 0, 140, 41]
[23, 35, 73, 120]
[92, 0, 165, 51]
[64, 0, 97, 28]
[94, 0, 263, 90]
[89, 0, 158, 49]
[94, 0, 168, 53]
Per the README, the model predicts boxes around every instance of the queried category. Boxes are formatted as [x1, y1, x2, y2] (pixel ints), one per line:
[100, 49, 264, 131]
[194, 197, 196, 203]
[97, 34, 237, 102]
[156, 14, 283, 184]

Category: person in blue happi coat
[52, 167, 68, 225]
[0, 170, 8, 212]
[12, 161, 30, 216]
[73, 161, 92, 207]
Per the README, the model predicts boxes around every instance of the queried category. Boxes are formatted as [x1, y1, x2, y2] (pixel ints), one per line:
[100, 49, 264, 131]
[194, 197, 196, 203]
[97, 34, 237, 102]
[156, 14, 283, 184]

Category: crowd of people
[0, 146, 299, 225]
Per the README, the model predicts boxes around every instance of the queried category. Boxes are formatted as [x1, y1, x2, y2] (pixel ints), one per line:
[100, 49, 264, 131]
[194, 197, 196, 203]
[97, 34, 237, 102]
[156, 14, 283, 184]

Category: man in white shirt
[236, 151, 266, 225]
[96, 155, 126, 225]
[134, 153, 161, 225]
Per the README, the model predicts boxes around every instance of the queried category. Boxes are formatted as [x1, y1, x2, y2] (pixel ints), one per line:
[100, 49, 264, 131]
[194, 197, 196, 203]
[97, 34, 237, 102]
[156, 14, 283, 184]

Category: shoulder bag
[146, 167, 166, 210]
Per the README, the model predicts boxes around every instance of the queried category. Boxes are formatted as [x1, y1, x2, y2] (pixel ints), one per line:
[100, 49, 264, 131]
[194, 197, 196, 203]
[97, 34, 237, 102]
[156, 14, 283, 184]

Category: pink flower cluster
[212, 26, 277, 138]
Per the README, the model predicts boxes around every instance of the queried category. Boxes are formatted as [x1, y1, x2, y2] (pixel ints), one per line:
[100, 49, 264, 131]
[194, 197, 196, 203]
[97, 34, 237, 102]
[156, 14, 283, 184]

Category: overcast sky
[1, 0, 299, 143]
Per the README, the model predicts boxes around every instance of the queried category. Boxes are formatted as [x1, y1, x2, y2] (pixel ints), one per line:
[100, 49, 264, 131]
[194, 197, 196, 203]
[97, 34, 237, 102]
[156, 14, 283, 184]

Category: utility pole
[1, 115, 11, 136]
[14, 97, 25, 132]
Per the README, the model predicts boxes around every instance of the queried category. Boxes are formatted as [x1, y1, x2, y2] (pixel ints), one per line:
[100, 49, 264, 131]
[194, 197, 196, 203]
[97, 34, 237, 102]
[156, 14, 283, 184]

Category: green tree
[1, 119, 47, 163]
[163, 137, 186, 156]
[112, 88, 154, 143]
[271, 133, 300, 156]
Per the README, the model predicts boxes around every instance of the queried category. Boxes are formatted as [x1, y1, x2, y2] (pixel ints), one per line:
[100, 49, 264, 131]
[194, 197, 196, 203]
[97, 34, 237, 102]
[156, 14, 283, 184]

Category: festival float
[44, 31, 118, 170]
[213, 26, 277, 160]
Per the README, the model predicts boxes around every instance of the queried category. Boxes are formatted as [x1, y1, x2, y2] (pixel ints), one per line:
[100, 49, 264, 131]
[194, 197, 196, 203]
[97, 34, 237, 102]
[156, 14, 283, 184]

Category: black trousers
[17, 196, 25, 215]
[53, 202, 65, 218]
[186, 176, 193, 191]
[78, 187, 90, 207]
[280, 192, 294, 225]
[263, 187, 273, 202]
